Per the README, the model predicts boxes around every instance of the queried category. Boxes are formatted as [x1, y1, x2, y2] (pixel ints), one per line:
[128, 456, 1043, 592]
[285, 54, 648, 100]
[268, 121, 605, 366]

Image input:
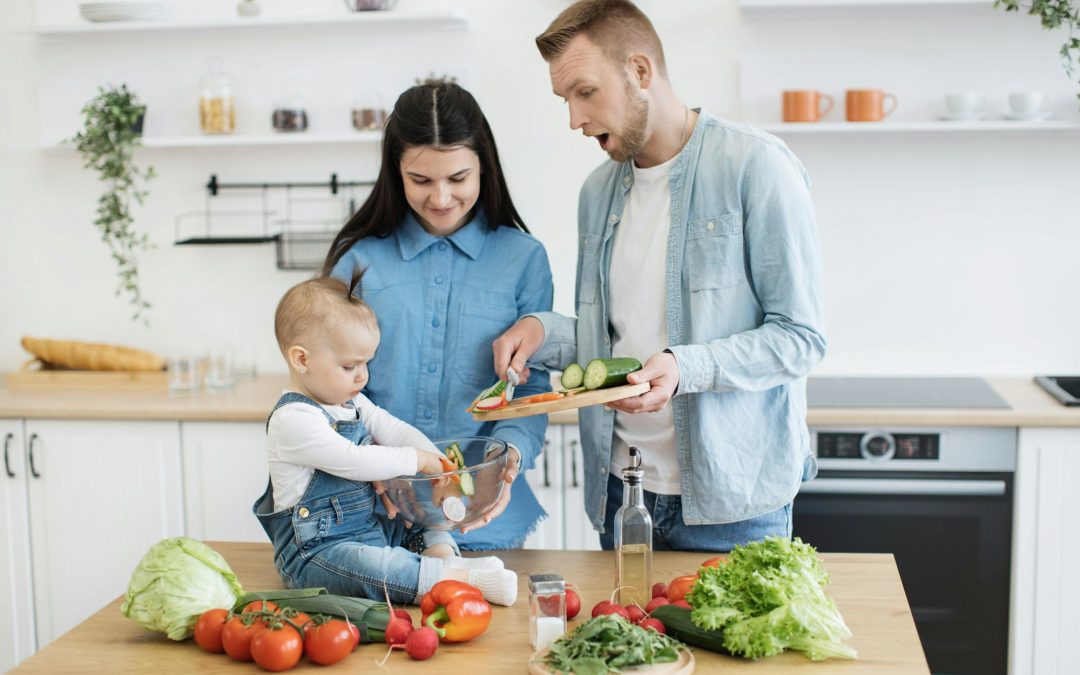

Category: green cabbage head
[121, 537, 244, 640]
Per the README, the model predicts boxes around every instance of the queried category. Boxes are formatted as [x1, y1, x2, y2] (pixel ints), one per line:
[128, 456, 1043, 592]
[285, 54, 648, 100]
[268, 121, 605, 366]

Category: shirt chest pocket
[686, 214, 745, 291]
[578, 233, 604, 304]
[454, 302, 519, 388]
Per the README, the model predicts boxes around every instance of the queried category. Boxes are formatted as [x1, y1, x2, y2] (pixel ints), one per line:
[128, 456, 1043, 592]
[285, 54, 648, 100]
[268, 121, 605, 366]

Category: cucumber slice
[444, 442, 465, 467]
[560, 363, 585, 389]
[583, 357, 643, 390]
[458, 472, 475, 497]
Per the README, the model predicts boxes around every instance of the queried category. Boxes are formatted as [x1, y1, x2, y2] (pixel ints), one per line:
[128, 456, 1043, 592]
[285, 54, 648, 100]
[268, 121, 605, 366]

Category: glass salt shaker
[528, 574, 566, 651]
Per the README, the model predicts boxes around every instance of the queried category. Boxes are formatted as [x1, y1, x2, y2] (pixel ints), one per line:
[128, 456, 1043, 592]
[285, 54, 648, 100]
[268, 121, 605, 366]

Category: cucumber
[443, 442, 475, 496]
[458, 472, 475, 497]
[582, 357, 643, 390]
[650, 604, 729, 654]
[560, 363, 585, 389]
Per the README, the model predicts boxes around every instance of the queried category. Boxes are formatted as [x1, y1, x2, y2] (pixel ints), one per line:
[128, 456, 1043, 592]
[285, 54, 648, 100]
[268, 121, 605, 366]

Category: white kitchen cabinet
[181, 421, 269, 543]
[23, 419, 184, 649]
[523, 426, 564, 550]
[562, 426, 601, 551]
[0, 420, 34, 672]
[1010, 428, 1080, 675]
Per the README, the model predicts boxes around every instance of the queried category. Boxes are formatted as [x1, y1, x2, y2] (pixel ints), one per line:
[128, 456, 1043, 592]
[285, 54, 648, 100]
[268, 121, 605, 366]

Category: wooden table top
[13, 543, 929, 674]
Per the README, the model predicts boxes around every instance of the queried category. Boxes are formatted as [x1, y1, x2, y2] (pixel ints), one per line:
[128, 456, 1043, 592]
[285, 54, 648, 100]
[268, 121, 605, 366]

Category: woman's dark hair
[322, 82, 527, 275]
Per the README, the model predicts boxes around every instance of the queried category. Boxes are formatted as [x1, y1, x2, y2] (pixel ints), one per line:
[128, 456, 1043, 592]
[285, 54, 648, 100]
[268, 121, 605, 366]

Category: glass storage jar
[272, 86, 308, 132]
[199, 60, 235, 135]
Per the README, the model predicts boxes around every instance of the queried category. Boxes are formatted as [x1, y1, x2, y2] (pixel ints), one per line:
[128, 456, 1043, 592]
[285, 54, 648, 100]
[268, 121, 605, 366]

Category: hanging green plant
[996, 1, 1080, 100]
[70, 84, 156, 323]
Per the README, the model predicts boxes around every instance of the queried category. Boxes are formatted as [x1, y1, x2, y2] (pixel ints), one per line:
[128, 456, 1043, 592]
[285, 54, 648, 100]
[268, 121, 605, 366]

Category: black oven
[794, 427, 1015, 675]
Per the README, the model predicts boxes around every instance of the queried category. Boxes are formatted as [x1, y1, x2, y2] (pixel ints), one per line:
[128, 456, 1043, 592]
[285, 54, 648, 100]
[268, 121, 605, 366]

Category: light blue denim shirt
[530, 111, 826, 529]
[330, 209, 554, 549]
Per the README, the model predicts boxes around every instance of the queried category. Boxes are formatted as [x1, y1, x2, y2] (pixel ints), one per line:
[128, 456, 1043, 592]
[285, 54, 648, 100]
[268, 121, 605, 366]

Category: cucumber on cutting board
[560, 363, 585, 389]
[583, 357, 643, 390]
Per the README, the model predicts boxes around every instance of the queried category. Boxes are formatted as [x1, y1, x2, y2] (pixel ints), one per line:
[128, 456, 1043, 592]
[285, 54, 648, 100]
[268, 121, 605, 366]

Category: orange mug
[782, 90, 834, 123]
[845, 89, 898, 122]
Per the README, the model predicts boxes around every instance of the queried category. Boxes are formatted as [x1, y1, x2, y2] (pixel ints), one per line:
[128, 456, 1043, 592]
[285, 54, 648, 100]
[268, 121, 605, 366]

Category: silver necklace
[679, 105, 689, 149]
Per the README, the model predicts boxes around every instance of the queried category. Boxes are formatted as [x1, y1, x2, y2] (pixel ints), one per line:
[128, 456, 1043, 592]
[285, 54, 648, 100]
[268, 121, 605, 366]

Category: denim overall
[253, 392, 453, 603]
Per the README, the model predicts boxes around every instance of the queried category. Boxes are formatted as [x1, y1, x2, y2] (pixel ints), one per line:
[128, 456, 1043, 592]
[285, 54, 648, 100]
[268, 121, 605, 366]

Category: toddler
[253, 273, 517, 605]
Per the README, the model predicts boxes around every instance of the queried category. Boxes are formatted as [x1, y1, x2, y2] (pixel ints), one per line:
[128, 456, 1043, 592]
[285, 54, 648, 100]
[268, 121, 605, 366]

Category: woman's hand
[373, 449, 451, 527]
[460, 444, 521, 533]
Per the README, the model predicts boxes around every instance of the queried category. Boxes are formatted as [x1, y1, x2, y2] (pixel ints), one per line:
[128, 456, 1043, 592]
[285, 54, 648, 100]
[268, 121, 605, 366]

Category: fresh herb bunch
[686, 536, 857, 661]
[541, 615, 683, 675]
[71, 84, 155, 323]
[996, 1, 1080, 100]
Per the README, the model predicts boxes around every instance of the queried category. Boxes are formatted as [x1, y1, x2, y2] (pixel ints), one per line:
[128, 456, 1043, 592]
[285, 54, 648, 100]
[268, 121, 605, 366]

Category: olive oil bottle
[614, 446, 652, 608]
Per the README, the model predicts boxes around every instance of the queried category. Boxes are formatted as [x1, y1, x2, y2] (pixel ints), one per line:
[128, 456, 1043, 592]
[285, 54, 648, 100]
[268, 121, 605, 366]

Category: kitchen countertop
[1, 374, 1078, 427]
[12, 543, 928, 674]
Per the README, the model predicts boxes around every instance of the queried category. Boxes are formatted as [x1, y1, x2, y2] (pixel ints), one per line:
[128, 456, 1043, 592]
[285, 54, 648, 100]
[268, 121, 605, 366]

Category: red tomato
[193, 608, 229, 653]
[222, 615, 267, 662]
[666, 575, 697, 603]
[250, 625, 303, 672]
[700, 556, 724, 569]
[304, 620, 356, 666]
[243, 600, 280, 614]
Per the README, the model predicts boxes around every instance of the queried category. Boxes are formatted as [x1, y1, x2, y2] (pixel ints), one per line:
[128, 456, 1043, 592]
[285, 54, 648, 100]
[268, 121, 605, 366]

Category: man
[493, 0, 826, 551]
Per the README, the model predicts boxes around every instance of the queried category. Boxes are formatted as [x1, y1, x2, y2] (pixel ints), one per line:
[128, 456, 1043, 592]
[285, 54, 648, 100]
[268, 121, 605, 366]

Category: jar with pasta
[199, 60, 235, 135]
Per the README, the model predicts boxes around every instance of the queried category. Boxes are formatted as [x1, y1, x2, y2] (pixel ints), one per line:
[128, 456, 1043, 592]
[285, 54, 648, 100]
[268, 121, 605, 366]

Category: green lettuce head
[121, 537, 244, 640]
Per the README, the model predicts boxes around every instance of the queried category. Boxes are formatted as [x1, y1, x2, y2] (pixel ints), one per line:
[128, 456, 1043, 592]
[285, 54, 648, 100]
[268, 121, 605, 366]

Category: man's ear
[627, 52, 654, 90]
[287, 345, 309, 373]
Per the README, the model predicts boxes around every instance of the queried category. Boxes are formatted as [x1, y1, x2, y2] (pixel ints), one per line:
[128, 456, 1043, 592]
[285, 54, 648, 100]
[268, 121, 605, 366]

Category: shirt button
[432, 318, 440, 327]
[435, 275, 444, 284]
[425, 410, 433, 419]
[608, 213, 619, 223]
[707, 221, 715, 231]
[438, 242, 448, 250]
[599, 467, 606, 476]
[622, 175, 631, 186]
[298, 507, 310, 518]
[427, 364, 437, 373]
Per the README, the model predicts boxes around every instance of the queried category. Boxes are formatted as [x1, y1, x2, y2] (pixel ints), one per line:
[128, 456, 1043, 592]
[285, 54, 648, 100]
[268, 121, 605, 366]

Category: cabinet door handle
[542, 439, 551, 488]
[3, 433, 14, 478]
[570, 439, 579, 488]
[28, 433, 41, 479]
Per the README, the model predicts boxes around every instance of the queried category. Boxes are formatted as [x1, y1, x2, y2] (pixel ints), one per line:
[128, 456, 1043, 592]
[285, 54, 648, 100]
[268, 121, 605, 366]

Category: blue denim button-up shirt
[330, 209, 553, 549]
[531, 111, 826, 529]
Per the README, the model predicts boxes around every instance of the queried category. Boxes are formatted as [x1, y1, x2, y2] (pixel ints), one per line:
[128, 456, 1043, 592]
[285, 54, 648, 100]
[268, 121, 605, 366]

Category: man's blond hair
[274, 272, 378, 356]
[535, 0, 667, 79]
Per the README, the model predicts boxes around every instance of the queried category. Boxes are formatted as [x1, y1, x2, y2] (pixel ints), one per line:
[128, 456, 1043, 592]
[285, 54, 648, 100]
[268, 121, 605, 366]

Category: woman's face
[399, 144, 482, 236]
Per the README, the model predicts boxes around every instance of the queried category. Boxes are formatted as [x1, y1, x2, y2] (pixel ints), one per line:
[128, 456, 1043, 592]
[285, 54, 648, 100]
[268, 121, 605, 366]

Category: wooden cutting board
[471, 382, 649, 421]
[527, 646, 695, 675]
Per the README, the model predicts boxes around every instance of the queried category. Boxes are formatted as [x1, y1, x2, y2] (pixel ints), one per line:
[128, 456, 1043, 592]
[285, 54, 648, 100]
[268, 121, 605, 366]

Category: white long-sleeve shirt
[266, 391, 439, 511]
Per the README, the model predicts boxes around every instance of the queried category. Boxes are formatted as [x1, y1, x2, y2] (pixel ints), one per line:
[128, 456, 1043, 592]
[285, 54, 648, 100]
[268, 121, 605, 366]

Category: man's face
[549, 34, 650, 162]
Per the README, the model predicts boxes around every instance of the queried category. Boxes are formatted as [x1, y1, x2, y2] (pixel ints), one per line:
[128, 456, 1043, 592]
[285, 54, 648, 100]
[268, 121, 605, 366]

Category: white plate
[1003, 111, 1052, 121]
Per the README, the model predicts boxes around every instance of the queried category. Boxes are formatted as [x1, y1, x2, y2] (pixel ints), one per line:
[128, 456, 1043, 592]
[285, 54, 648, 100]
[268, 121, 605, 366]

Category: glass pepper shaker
[615, 446, 652, 608]
[528, 573, 566, 651]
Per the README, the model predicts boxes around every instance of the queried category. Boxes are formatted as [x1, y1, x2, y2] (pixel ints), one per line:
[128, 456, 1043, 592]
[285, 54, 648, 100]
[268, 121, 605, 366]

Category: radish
[591, 600, 629, 620]
[638, 617, 666, 634]
[381, 581, 414, 647]
[392, 608, 414, 628]
[645, 596, 669, 613]
[405, 626, 440, 660]
[625, 604, 646, 624]
[651, 582, 668, 599]
[473, 396, 507, 411]
[671, 600, 691, 609]
[565, 587, 581, 620]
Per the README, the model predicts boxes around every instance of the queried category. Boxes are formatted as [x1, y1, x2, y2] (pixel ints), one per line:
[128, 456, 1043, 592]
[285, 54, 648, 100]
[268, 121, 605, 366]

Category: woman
[323, 81, 553, 550]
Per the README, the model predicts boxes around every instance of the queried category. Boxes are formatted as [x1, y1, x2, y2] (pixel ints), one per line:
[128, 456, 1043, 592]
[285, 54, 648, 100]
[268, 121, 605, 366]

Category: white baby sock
[442, 555, 504, 571]
[467, 568, 518, 606]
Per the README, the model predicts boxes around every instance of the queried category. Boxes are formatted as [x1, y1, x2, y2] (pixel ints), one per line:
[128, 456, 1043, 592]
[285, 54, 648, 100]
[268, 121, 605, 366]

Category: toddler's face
[301, 322, 378, 406]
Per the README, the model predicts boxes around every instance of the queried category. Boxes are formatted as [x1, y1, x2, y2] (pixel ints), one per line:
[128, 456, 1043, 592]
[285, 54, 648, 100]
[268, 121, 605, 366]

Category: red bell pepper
[420, 580, 492, 643]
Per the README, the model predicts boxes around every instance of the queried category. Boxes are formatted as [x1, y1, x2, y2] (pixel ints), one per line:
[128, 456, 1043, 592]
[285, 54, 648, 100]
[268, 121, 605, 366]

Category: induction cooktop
[807, 377, 1011, 409]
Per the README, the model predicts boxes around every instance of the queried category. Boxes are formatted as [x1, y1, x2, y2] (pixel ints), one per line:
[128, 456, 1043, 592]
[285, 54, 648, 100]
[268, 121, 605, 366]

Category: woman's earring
[299, 367, 307, 374]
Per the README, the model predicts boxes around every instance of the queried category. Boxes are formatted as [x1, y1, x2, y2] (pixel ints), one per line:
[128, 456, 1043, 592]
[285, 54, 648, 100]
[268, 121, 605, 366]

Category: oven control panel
[816, 432, 939, 461]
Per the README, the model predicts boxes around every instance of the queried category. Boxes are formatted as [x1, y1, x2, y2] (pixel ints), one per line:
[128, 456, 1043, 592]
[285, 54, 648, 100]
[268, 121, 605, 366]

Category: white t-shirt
[607, 154, 680, 495]
[266, 391, 437, 511]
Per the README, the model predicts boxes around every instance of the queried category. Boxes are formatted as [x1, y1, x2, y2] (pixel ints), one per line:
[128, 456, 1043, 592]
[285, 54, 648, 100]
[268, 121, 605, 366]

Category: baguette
[21, 336, 166, 372]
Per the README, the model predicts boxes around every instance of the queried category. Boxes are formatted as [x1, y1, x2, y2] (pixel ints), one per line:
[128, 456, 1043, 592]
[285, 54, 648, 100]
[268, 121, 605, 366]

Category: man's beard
[608, 78, 649, 162]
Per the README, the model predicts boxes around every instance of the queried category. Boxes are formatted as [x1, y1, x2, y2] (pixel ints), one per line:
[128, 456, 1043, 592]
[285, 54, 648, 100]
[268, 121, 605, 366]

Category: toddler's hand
[417, 449, 452, 476]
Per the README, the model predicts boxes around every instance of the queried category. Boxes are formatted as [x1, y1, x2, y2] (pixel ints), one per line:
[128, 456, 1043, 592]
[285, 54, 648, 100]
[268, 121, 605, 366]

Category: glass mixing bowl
[380, 437, 509, 530]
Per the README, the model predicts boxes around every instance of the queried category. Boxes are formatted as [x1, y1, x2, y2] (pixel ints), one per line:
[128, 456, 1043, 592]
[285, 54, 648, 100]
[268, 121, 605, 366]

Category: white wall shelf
[41, 131, 382, 151]
[33, 9, 467, 37]
[740, 0, 996, 15]
[755, 120, 1080, 134]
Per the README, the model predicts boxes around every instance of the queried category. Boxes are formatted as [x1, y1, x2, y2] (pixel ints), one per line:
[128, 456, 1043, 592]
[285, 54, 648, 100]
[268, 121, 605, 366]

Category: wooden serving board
[471, 382, 649, 421]
[528, 646, 695, 675]
[5, 360, 168, 391]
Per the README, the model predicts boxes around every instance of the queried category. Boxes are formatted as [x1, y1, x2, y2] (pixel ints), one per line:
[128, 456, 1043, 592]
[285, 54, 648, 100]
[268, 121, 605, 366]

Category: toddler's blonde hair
[274, 271, 378, 357]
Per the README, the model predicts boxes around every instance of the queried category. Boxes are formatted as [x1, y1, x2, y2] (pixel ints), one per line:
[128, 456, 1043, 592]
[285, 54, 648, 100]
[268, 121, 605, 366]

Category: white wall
[1, 0, 1077, 377]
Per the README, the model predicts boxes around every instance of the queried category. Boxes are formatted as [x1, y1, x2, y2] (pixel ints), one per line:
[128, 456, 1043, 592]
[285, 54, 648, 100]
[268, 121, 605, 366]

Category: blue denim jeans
[598, 473, 792, 552]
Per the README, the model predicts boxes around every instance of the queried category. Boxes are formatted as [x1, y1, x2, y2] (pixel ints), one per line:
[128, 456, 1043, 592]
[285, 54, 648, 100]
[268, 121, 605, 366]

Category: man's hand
[605, 350, 680, 414]
[460, 445, 521, 534]
[492, 316, 545, 385]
